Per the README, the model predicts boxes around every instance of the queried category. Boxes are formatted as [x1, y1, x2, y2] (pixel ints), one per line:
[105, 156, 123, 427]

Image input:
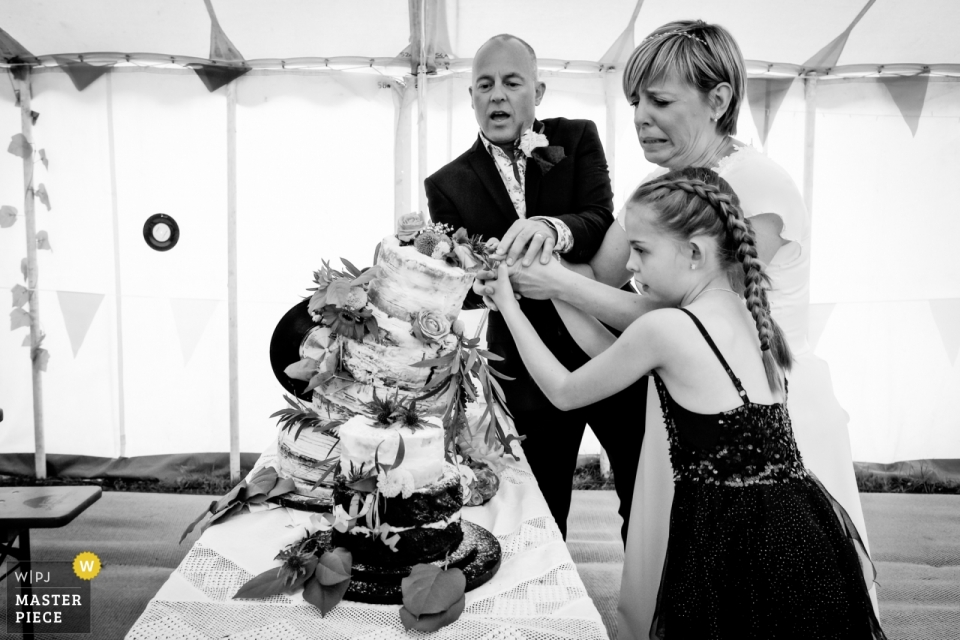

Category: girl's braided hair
[629, 166, 792, 394]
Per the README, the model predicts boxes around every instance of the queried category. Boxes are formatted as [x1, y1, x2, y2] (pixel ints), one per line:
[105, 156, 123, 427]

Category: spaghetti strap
[677, 307, 750, 404]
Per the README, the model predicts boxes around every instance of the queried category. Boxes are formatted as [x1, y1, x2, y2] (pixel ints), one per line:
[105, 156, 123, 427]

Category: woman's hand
[509, 255, 571, 300]
[488, 263, 521, 312]
[473, 261, 521, 311]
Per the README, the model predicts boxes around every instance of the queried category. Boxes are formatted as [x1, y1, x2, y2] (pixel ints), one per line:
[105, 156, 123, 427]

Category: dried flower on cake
[430, 241, 452, 261]
[412, 310, 450, 344]
[396, 212, 427, 243]
[414, 231, 441, 257]
[343, 287, 368, 311]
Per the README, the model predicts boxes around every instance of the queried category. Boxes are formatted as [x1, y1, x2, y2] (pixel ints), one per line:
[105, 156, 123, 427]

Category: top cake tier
[367, 235, 476, 322]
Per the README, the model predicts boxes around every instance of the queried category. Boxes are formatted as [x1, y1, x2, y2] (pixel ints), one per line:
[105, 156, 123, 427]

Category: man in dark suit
[425, 34, 644, 541]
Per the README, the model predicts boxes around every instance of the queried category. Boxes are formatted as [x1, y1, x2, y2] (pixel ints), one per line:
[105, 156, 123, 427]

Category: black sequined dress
[651, 308, 885, 639]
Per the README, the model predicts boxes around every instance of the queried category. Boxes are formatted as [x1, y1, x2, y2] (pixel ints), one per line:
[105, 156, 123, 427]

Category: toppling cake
[330, 414, 463, 567]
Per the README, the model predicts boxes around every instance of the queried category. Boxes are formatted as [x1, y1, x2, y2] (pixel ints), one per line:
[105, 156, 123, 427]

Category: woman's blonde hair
[623, 20, 746, 136]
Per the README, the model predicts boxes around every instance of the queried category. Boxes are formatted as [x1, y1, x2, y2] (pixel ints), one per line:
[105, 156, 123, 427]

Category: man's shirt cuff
[530, 216, 574, 253]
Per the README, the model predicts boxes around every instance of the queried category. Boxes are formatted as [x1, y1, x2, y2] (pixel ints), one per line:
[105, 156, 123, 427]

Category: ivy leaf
[0, 205, 16, 228]
[284, 357, 318, 381]
[11, 308, 30, 330]
[36, 230, 51, 251]
[339, 257, 362, 278]
[399, 594, 465, 632]
[401, 563, 466, 616]
[39, 149, 48, 169]
[8, 133, 32, 159]
[233, 566, 286, 600]
[315, 548, 352, 585]
[34, 347, 50, 371]
[11, 284, 28, 309]
[302, 548, 352, 617]
[266, 477, 296, 499]
[180, 500, 217, 543]
[349, 265, 380, 287]
[36, 184, 50, 211]
[399, 564, 466, 631]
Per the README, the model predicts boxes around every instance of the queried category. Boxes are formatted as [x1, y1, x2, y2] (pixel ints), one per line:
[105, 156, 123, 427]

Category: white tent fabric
[1, 1, 958, 476]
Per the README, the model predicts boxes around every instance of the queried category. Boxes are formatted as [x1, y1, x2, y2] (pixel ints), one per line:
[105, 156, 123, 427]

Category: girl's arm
[489, 264, 668, 410]
[552, 300, 616, 357]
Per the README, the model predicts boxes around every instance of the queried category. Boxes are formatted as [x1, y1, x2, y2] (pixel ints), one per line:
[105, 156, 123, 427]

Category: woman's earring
[691, 264, 697, 270]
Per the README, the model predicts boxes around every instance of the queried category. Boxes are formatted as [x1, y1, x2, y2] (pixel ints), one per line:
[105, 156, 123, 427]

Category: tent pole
[17, 69, 46, 479]
[226, 80, 241, 482]
[416, 0, 428, 214]
[105, 72, 127, 459]
[802, 76, 818, 214]
[604, 69, 619, 195]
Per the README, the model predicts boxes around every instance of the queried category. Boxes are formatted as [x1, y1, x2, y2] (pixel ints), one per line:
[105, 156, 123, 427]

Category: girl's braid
[666, 178, 776, 352]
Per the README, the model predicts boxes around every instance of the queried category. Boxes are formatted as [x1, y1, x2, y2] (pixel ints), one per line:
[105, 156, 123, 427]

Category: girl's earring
[690, 264, 697, 270]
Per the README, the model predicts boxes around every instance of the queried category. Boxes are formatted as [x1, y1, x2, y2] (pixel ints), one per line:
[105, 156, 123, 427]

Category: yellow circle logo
[73, 552, 101, 580]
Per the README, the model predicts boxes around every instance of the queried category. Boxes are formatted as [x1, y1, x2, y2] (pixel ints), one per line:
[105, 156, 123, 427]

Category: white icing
[367, 236, 475, 322]
[338, 415, 445, 489]
[348, 510, 461, 537]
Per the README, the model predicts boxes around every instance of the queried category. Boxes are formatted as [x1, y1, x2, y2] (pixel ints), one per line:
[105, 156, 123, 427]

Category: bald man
[425, 34, 645, 541]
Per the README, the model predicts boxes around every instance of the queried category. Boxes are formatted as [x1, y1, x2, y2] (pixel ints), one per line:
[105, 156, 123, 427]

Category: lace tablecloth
[125, 444, 609, 640]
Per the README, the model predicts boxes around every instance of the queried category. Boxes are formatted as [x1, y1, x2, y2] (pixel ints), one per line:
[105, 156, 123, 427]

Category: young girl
[483, 167, 885, 639]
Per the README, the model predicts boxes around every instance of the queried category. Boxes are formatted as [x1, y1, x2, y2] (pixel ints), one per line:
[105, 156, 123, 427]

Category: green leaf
[0, 205, 16, 228]
[346, 476, 378, 493]
[11, 284, 28, 309]
[179, 500, 216, 544]
[201, 500, 244, 534]
[339, 257, 362, 277]
[410, 354, 455, 368]
[315, 548, 352, 586]
[233, 565, 286, 600]
[400, 564, 466, 617]
[476, 349, 504, 362]
[399, 595, 465, 632]
[350, 265, 380, 287]
[7, 134, 32, 159]
[10, 308, 30, 330]
[36, 184, 50, 211]
[284, 357, 318, 381]
[34, 347, 49, 371]
[266, 477, 296, 499]
[303, 573, 350, 617]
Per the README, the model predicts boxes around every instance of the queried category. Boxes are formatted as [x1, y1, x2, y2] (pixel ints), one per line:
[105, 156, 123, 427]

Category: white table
[126, 444, 609, 639]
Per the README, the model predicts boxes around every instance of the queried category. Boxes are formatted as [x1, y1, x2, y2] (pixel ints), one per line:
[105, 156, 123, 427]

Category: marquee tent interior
[1, 0, 958, 481]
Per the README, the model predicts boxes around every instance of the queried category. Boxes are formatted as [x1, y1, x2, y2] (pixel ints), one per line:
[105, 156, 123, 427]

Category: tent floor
[0, 491, 956, 639]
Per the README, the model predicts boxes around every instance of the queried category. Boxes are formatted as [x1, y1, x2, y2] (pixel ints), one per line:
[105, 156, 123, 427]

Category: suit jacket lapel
[467, 137, 519, 225]
[524, 154, 542, 217]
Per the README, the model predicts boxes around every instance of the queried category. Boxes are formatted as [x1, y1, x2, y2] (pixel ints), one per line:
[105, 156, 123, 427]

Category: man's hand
[494, 219, 557, 268]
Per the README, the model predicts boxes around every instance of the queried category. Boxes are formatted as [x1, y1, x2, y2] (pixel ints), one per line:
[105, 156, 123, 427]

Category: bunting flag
[880, 75, 930, 137]
[746, 77, 795, 147]
[803, 0, 876, 70]
[169, 298, 220, 366]
[57, 291, 105, 357]
[599, 0, 646, 68]
[930, 299, 960, 365]
[192, 0, 249, 92]
[0, 26, 37, 64]
[807, 302, 836, 352]
[53, 56, 111, 92]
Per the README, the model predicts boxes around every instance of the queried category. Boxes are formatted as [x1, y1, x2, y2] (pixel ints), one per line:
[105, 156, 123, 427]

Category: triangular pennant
[600, 0, 646, 67]
[803, 0, 876, 70]
[190, 63, 250, 93]
[929, 299, 960, 365]
[169, 298, 220, 365]
[880, 75, 929, 137]
[203, 0, 245, 62]
[56, 291, 105, 357]
[807, 302, 836, 351]
[0, 26, 37, 64]
[53, 57, 111, 92]
[746, 77, 795, 147]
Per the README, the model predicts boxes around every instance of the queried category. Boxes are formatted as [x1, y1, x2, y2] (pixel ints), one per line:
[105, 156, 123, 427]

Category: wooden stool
[0, 486, 102, 639]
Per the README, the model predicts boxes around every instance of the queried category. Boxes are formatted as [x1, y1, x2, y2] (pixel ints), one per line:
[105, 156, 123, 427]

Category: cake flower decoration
[377, 467, 415, 499]
[412, 309, 451, 344]
[396, 212, 427, 243]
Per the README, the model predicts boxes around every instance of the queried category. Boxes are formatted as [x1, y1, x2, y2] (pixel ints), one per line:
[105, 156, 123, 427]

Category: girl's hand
[488, 263, 520, 311]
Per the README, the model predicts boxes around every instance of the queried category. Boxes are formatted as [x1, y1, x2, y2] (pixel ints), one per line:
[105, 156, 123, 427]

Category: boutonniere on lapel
[518, 128, 565, 175]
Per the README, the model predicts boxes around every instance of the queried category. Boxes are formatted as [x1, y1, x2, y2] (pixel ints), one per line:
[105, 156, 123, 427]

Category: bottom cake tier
[331, 463, 463, 567]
